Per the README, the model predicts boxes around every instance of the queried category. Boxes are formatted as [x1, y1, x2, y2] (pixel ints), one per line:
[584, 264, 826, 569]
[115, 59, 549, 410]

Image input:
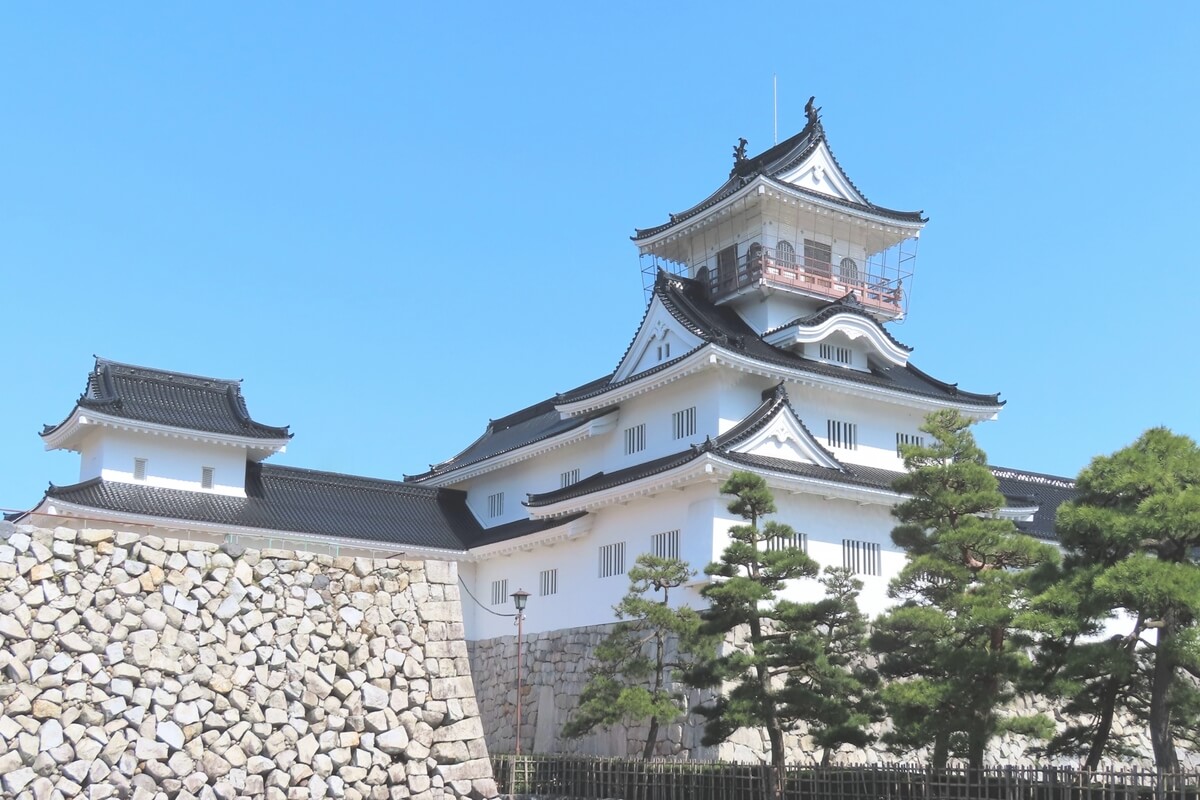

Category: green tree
[1047, 428, 1200, 771]
[777, 566, 881, 766]
[871, 409, 1058, 769]
[562, 553, 707, 758]
[685, 471, 819, 800]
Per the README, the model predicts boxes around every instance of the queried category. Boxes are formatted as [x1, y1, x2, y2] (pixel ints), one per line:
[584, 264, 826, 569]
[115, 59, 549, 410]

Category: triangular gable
[724, 392, 845, 471]
[611, 295, 706, 383]
[774, 140, 867, 205]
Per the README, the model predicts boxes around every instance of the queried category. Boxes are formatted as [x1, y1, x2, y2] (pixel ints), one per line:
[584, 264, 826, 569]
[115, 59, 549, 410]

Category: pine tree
[685, 471, 820, 800]
[1047, 428, 1200, 772]
[871, 409, 1058, 769]
[562, 553, 707, 758]
[777, 566, 881, 766]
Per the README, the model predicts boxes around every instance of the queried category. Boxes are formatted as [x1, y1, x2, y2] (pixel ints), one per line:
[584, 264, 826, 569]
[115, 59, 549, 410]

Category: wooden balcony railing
[702, 245, 905, 315]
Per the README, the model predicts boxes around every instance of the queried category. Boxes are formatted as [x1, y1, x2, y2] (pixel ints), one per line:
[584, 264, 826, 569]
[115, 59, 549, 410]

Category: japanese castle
[27, 103, 1075, 653]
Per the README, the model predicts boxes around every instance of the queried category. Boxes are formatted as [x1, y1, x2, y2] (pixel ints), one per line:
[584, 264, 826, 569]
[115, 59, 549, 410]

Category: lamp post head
[511, 588, 530, 612]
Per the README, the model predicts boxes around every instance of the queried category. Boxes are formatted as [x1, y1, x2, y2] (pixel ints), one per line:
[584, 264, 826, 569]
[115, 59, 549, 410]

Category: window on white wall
[560, 469, 580, 488]
[776, 240, 796, 266]
[599, 542, 626, 578]
[818, 343, 852, 364]
[133, 458, 147, 481]
[624, 424, 646, 455]
[672, 407, 697, 440]
[201, 467, 215, 490]
[540, 569, 558, 596]
[651, 529, 680, 560]
[764, 531, 807, 553]
[804, 238, 833, 275]
[896, 433, 925, 457]
[843, 539, 882, 576]
[487, 492, 504, 518]
[827, 420, 857, 450]
[490, 578, 508, 606]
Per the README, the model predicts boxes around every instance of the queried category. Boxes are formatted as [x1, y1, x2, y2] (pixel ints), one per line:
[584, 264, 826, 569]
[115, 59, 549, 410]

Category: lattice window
[560, 469, 580, 488]
[624, 424, 646, 455]
[201, 467, 214, 490]
[804, 239, 832, 274]
[827, 420, 857, 450]
[540, 569, 558, 596]
[651, 530, 680, 560]
[133, 458, 147, 481]
[763, 531, 807, 553]
[599, 542, 626, 578]
[896, 432, 925, 457]
[490, 578, 508, 606]
[672, 407, 697, 440]
[487, 492, 504, 518]
[843, 539, 882, 576]
[776, 240, 796, 266]
[819, 343, 852, 364]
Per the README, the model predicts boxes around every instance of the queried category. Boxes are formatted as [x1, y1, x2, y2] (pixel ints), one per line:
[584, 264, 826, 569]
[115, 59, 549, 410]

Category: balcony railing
[701, 245, 906, 315]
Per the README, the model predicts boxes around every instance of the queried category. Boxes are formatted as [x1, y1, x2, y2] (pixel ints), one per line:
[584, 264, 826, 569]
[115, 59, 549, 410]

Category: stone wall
[470, 623, 1200, 769]
[0, 523, 497, 800]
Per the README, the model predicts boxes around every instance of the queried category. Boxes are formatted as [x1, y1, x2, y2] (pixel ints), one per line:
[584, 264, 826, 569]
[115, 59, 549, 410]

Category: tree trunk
[932, 731, 949, 770]
[642, 715, 659, 760]
[1084, 675, 1121, 771]
[1149, 617, 1179, 772]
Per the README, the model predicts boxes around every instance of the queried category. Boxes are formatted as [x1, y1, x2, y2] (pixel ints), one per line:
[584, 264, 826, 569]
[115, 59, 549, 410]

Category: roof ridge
[94, 356, 244, 388]
[259, 463, 446, 495]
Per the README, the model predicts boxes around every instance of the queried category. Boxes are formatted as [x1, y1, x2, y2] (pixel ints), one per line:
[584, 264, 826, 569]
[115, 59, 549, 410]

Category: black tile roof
[42, 358, 291, 442]
[990, 466, 1078, 542]
[560, 273, 1002, 408]
[633, 113, 925, 241]
[43, 462, 482, 552]
[405, 390, 614, 482]
[465, 511, 589, 548]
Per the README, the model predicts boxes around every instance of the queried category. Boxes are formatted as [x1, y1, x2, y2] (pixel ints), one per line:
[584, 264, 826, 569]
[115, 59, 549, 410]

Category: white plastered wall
[79, 427, 249, 496]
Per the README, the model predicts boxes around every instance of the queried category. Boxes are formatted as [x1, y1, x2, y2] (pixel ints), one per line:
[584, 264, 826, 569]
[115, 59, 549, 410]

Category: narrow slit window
[487, 492, 504, 518]
[201, 467, 214, 490]
[764, 531, 807, 553]
[599, 542, 626, 578]
[651, 529, 680, 560]
[672, 407, 697, 440]
[539, 569, 558, 596]
[490, 579, 508, 606]
[896, 433, 925, 457]
[133, 458, 147, 481]
[827, 420, 857, 450]
[818, 343, 852, 364]
[624, 424, 646, 455]
[842, 539, 882, 576]
[560, 469, 580, 488]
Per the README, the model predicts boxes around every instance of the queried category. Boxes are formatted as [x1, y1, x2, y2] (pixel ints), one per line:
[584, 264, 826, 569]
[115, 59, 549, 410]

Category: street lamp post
[510, 588, 530, 756]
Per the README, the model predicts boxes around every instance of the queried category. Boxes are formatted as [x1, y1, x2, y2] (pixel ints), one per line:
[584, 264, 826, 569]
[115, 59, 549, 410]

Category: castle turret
[634, 99, 925, 333]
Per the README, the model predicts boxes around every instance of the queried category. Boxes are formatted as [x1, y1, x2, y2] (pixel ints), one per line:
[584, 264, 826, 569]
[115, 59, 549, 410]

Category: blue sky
[2, 3, 1198, 512]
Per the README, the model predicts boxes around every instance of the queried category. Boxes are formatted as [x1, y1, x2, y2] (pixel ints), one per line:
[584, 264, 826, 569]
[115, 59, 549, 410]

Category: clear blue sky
[3, 3, 1198, 512]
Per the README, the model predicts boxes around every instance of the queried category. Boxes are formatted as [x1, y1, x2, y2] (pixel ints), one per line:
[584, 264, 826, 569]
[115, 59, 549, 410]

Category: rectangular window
[539, 569, 558, 597]
[843, 539, 882, 576]
[560, 469, 580, 488]
[624, 424, 646, 455]
[672, 407, 697, 440]
[827, 420, 858, 450]
[133, 458, 147, 481]
[201, 467, 214, 490]
[896, 432, 925, 457]
[651, 529, 680, 560]
[764, 531, 807, 553]
[804, 238, 833, 276]
[487, 492, 504, 518]
[599, 542, 626, 578]
[490, 578, 508, 606]
[819, 343, 852, 364]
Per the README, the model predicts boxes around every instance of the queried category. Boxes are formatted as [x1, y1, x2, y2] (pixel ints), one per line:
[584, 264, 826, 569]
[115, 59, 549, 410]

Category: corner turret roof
[41, 358, 292, 442]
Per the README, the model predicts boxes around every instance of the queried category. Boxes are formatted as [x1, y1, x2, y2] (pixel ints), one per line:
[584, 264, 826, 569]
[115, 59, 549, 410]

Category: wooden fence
[491, 755, 1200, 800]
